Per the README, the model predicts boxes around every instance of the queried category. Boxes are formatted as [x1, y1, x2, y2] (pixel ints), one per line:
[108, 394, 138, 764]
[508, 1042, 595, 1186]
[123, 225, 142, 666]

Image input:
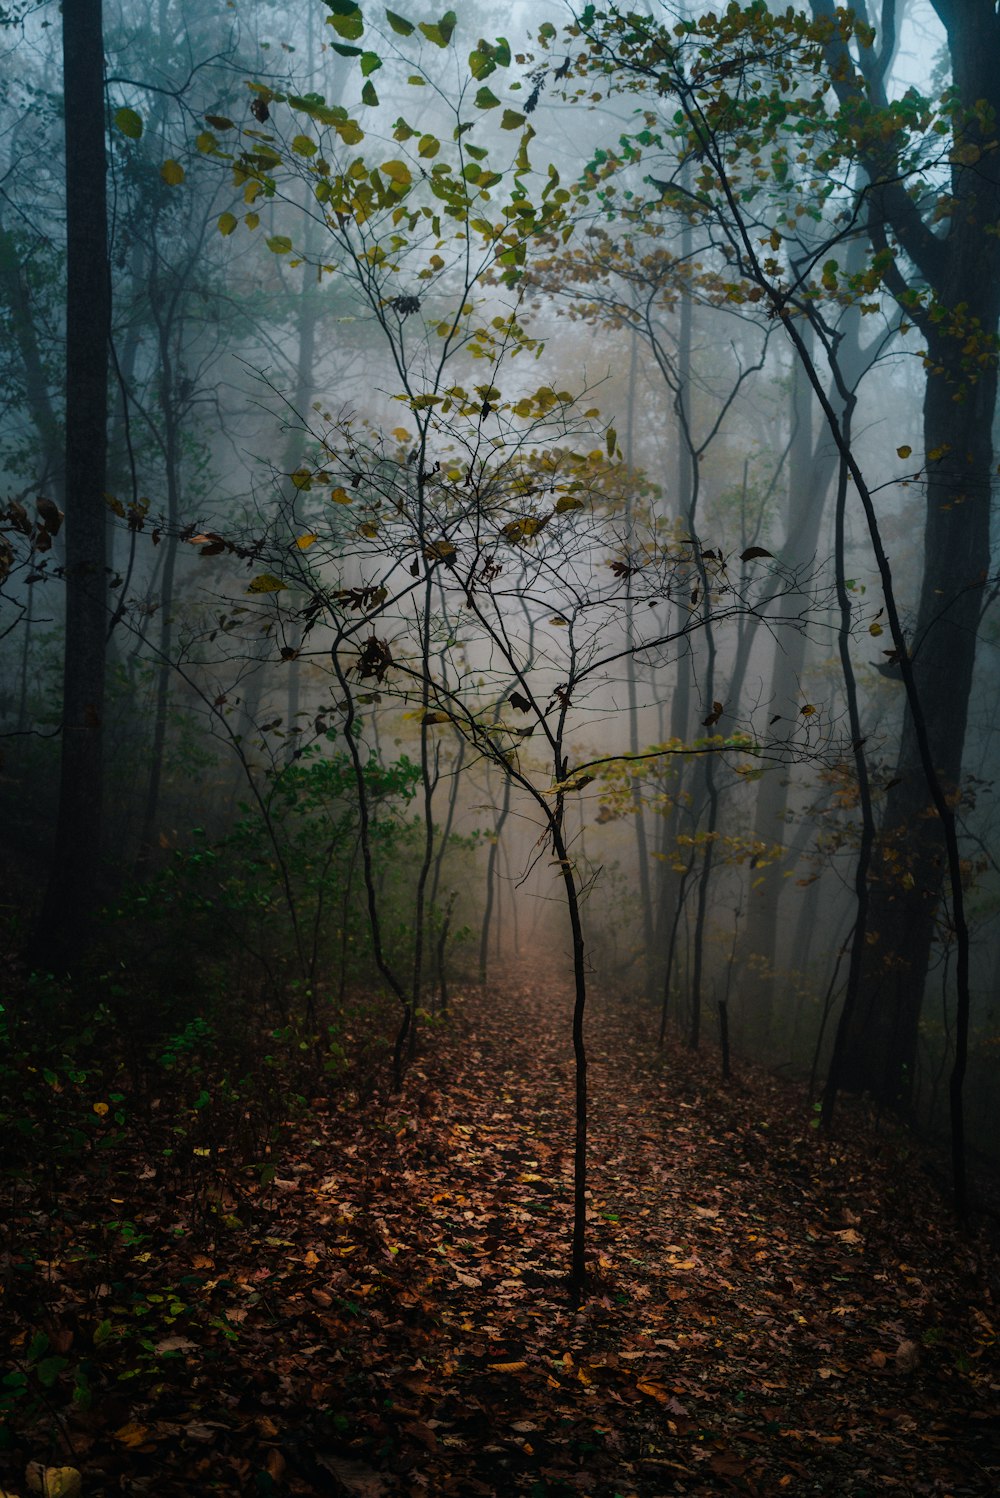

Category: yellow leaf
[637, 1379, 671, 1403]
[25, 1468, 82, 1498]
[869, 621, 883, 636]
[114, 1421, 150, 1449]
[217, 211, 238, 236]
[488, 1360, 528, 1373]
[331, 487, 353, 504]
[896, 445, 912, 459]
[358, 522, 379, 538]
[93, 1101, 109, 1116]
[381, 159, 412, 187]
[800, 704, 816, 717]
[296, 533, 318, 549]
[160, 159, 185, 185]
[246, 573, 288, 594]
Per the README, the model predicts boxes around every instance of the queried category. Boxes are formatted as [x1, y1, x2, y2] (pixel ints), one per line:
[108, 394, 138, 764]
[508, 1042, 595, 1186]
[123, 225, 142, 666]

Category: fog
[2, 0, 998, 1173]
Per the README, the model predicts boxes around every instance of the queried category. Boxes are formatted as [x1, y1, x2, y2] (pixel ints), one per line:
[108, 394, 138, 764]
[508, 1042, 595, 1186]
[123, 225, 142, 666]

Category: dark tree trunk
[807, 0, 1000, 1115]
[36, 0, 109, 969]
[840, 328, 997, 1105]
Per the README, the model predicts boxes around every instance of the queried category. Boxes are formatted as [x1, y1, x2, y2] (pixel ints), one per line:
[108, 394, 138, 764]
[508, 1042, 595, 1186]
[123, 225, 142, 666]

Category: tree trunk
[806, 0, 1000, 1123]
[742, 336, 822, 1036]
[840, 329, 997, 1105]
[36, 0, 109, 970]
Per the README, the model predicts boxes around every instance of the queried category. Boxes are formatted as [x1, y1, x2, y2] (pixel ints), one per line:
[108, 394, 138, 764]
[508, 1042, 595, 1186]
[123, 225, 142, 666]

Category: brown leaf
[314, 1455, 388, 1496]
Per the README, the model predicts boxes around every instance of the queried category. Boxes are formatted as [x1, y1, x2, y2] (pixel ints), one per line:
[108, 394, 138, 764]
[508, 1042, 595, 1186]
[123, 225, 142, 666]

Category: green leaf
[361, 51, 383, 75]
[386, 8, 414, 34]
[475, 86, 501, 109]
[330, 41, 363, 56]
[417, 133, 440, 158]
[469, 48, 495, 80]
[247, 574, 288, 594]
[500, 108, 525, 129]
[362, 79, 379, 107]
[291, 134, 317, 156]
[114, 106, 143, 139]
[36, 1356, 69, 1389]
[419, 10, 456, 47]
[328, 5, 364, 42]
[266, 234, 292, 254]
[217, 211, 238, 236]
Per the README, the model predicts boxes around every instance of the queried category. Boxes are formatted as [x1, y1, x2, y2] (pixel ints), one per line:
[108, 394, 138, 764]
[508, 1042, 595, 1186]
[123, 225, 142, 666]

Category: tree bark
[810, 0, 1000, 1109]
[840, 326, 997, 1104]
[36, 0, 110, 969]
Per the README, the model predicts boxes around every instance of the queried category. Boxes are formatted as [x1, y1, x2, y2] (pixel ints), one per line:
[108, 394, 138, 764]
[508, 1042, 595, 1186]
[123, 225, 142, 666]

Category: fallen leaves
[5, 973, 998, 1497]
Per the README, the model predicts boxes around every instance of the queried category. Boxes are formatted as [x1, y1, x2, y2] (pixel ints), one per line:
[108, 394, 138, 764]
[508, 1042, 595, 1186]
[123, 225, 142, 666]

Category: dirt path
[6, 972, 999, 1496]
[251, 972, 999, 1495]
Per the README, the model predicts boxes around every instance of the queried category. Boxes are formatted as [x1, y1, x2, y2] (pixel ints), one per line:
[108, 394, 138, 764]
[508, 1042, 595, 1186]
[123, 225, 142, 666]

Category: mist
[1, 2, 998, 1492]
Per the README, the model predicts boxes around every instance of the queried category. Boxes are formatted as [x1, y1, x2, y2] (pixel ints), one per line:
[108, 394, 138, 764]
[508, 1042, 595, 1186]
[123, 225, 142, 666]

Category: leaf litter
[3, 971, 998, 1495]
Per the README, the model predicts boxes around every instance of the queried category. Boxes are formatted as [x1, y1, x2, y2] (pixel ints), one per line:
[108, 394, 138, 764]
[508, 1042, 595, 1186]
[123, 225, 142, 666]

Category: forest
[1, 0, 999, 1493]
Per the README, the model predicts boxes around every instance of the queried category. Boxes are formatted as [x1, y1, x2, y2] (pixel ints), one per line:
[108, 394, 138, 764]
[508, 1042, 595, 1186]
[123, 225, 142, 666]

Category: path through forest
[5, 971, 999, 1496]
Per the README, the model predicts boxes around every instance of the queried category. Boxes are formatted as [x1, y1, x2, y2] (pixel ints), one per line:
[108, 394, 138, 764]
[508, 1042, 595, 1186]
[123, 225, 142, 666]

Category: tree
[550, 0, 990, 1206]
[806, 0, 999, 1113]
[187, 4, 822, 1299]
[35, 0, 110, 969]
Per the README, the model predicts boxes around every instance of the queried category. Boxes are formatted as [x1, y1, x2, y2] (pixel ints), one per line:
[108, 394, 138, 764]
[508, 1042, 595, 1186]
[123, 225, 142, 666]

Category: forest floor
[4, 970, 1000, 1497]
